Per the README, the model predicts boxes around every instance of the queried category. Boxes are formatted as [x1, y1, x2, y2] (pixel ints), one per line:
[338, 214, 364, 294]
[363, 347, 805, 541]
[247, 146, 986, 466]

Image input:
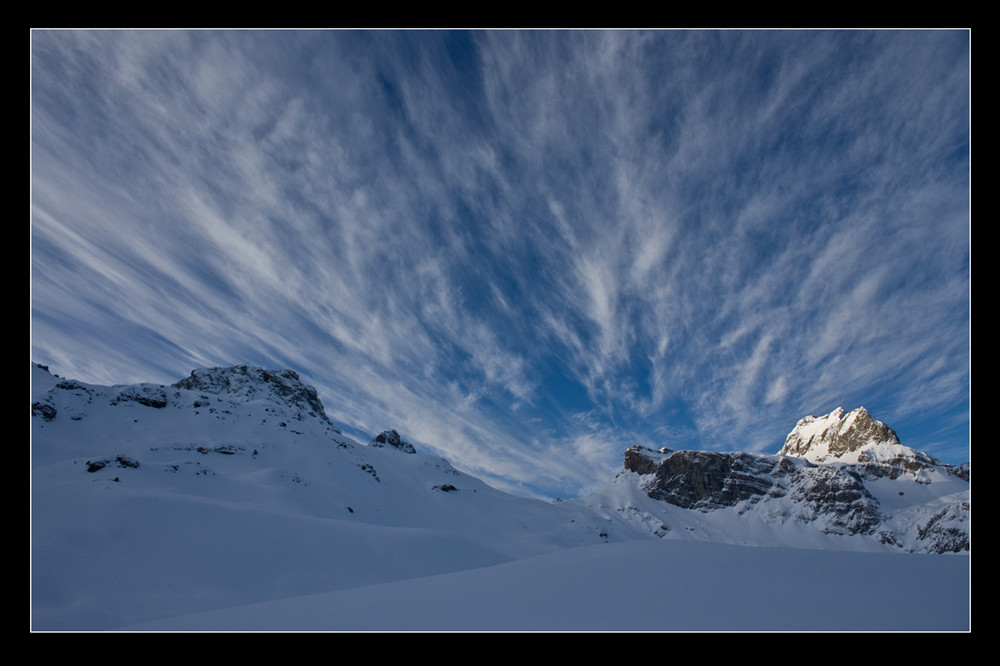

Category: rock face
[369, 429, 416, 454]
[624, 445, 882, 536]
[779, 406, 899, 460]
[626, 448, 782, 510]
[778, 406, 964, 481]
[172, 365, 339, 432]
[111, 384, 169, 409]
[622, 407, 970, 553]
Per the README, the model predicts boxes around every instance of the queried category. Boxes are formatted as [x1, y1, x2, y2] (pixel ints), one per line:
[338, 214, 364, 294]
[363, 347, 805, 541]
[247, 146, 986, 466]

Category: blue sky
[30, 29, 970, 498]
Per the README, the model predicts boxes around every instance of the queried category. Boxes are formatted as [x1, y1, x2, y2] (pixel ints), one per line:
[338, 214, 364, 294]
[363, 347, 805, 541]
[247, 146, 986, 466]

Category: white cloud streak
[31, 30, 970, 496]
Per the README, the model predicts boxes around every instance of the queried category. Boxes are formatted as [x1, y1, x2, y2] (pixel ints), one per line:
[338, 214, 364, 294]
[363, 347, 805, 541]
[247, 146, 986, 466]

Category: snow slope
[123, 540, 970, 632]
[30, 364, 970, 631]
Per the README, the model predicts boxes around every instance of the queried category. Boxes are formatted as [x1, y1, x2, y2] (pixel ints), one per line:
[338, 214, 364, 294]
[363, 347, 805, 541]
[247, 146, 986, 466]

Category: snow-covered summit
[777, 406, 964, 481]
[779, 406, 898, 462]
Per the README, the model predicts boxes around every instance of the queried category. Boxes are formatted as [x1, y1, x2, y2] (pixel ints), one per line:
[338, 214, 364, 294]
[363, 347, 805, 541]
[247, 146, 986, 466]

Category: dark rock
[115, 455, 139, 468]
[32, 401, 57, 421]
[56, 380, 89, 392]
[916, 504, 970, 553]
[625, 446, 785, 510]
[624, 445, 882, 534]
[112, 385, 168, 409]
[623, 445, 666, 476]
[85, 455, 139, 473]
[370, 429, 417, 454]
[784, 465, 881, 535]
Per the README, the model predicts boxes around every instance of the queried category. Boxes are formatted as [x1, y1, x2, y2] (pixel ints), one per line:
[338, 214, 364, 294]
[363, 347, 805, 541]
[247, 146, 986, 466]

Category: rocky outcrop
[32, 401, 57, 421]
[172, 365, 339, 431]
[111, 384, 169, 409]
[782, 464, 882, 536]
[625, 447, 783, 510]
[915, 502, 971, 554]
[369, 429, 416, 454]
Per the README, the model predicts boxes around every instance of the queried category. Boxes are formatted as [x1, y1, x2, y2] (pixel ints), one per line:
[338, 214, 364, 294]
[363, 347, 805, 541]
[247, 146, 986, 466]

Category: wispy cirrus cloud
[32, 29, 969, 497]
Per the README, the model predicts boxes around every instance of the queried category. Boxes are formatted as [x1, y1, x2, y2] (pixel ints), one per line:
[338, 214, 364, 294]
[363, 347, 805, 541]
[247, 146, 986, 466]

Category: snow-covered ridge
[31, 362, 350, 451]
[172, 364, 340, 432]
[30, 363, 971, 629]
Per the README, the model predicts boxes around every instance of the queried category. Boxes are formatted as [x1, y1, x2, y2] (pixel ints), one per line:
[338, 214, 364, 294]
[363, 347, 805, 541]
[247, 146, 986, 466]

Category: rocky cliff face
[624, 445, 882, 537]
[625, 447, 785, 510]
[622, 407, 970, 553]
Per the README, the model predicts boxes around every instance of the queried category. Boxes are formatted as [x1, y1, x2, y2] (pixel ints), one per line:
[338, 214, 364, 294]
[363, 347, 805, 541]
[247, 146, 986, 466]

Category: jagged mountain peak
[777, 406, 965, 481]
[779, 406, 900, 462]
